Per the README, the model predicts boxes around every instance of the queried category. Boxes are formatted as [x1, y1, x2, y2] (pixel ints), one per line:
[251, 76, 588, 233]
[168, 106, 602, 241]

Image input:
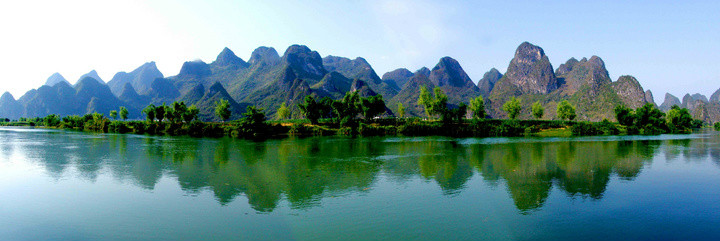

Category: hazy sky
[1, 0, 718, 102]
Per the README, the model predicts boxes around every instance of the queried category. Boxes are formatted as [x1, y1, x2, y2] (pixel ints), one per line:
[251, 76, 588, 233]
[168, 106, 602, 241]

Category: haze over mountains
[2, 42, 719, 124]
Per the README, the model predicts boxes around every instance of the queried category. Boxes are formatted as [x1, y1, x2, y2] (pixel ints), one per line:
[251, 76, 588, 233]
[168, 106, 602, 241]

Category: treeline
[1, 87, 706, 139]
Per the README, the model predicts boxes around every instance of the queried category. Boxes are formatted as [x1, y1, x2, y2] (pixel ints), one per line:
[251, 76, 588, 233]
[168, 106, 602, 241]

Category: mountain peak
[478, 68, 503, 97]
[45, 72, 69, 86]
[214, 47, 248, 68]
[381, 68, 413, 89]
[248, 46, 280, 65]
[178, 60, 211, 77]
[1, 91, 15, 101]
[429, 56, 475, 88]
[78, 70, 104, 84]
[281, 44, 326, 80]
[415, 67, 431, 77]
[501, 42, 558, 94]
[710, 88, 720, 103]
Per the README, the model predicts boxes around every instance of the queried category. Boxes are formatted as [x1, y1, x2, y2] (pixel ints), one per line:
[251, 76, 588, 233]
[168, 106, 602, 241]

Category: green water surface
[1, 127, 719, 240]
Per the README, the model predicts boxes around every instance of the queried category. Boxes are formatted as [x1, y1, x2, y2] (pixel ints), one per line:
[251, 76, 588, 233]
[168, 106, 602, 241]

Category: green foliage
[119, 106, 129, 120]
[332, 91, 361, 127]
[142, 104, 157, 122]
[229, 106, 269, 138]
[43, 114, 61, 127]
[215, 99, 231, 122]
[84, 113, 108, 132]
[184, 105, 200, 123]
[276, 102, 290, 120]
[557, 100, 576, 121]
[156, 103, 167, 122]
[469, 96, 486, 119]
[418, 85, 432, 118]
[503, 97, 522, 120]
[714, 122, 720, 131]
[666, 105, 694, 134]
[614, 105, 635, 126]
[571, 122, 602, 136]
[397, 103, 405, 118]
[360, 94, 386, 120]
[531, 101, 544, 119]
[635, 103, 666, 135]
[109, 110, 118, 120]
[298, 95, 322, 125]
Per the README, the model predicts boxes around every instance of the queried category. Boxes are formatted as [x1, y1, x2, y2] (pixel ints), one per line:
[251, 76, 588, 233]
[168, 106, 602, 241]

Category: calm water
[1, 127, 720, 241]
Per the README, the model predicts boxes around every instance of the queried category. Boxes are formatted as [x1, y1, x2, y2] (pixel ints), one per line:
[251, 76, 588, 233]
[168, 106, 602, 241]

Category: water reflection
[3, 128, 719, 213]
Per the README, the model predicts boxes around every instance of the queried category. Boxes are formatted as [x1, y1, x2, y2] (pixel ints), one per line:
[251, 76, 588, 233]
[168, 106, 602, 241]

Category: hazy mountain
[19, 81, 78, 117]
[4, 41, 706, 122]
[107, 62, 164, 96]
[323, 56, 398, 98]
[710, 88, 720, 104]
[74, 77, 123, 115]
[78, 70, 104, 85]
[0, 92, 22, 120]
[312, 71, 352, 99]
[415, 67, 431, 77]
[645, 90, 655, 106]
[388, 72, 435, 117]
[381, 68, 413, 89]
[243, 66, 312, 117]
[659, 93, 682, 112]
[187, 82, 247, 121]
[44, 73, 70, 87]
[477, 68, 502, 98]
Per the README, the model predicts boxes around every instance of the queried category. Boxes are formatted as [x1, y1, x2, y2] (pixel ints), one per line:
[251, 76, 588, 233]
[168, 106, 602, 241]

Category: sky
[1, 0, 718, 103]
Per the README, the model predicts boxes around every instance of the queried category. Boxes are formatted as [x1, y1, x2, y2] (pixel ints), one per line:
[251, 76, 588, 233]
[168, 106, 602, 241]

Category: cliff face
[477, 68, 502, 98]
[611, 75, 647, 109]
[498, 42, 558, 95]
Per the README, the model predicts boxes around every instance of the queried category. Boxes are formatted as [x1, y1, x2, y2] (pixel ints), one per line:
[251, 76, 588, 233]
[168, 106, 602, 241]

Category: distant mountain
[645, 90, 655, 106]
[323, 56, 398, 98]
[183, 82, 247, 121]
[710, 88, 720, 104]
[107, 62, 164, 96]
[0, 92, 22, 120]
[388, 72, 435, 117]
[312, 72, 352, 99]
[44, 73, 70, 87]
[415, 67, 431, 77]
[78, 70, 104, 85]
[213, 47, 249, 70]
[477, 68, 502, 98]
[5, 41, 718, 123]
[659, 93, 682, 112]
[381, 68, 413, 89]
[74, 77, 123, 115]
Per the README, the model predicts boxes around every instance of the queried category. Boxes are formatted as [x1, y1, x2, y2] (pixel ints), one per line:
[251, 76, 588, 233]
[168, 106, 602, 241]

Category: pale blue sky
[1, 0, 718, 102]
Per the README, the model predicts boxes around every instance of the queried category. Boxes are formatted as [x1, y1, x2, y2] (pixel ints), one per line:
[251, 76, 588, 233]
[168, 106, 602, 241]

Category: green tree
[431, 87, 449, 119]
[276, 102, 290, 120]
[397, 103, 405, 118]
[184, 105, 200, 122]
[614, 105, 635, 126]
[361, 95, 386, 120]
[119, 106, 129, 120]
[418, 85, 432, 118]
[215, 99, 231, 122]
[635, 103, 665, 135]
[142, 104, 156, 122]
[469, 96, 486, 119]
[171, 101, 188, 123]
[109, 110, 118, 120]
[531, 101, 544, 119]
[332, 91, 361, 126]
[503, 97, 522, 120]
[666, 105, 693, 134]
[298, 96, 322, 124]
[557, 100, 576, 121]
[156, 103, 167, 122]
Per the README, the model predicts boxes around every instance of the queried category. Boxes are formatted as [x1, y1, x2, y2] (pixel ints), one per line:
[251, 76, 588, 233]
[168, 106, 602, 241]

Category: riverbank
[0, 115, 655, 139]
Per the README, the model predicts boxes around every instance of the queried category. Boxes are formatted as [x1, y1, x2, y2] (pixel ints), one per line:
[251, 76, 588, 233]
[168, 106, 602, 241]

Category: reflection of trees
[466, 139, 659, 213]
[18, 128, 720, 214]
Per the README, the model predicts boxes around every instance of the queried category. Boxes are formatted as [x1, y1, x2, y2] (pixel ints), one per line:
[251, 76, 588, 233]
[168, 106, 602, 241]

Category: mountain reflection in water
[3, 128, 719, 213]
